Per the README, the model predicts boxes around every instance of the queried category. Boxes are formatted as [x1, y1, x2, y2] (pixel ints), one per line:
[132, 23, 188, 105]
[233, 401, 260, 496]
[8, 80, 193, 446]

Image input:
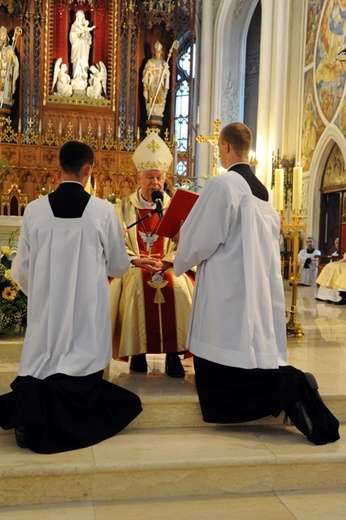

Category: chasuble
[110, 189, 194, 358]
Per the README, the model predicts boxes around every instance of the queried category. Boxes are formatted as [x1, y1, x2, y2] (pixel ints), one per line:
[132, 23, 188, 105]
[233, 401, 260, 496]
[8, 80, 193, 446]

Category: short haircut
[220, 122, 252, 156]
[59, 141, 94, 175]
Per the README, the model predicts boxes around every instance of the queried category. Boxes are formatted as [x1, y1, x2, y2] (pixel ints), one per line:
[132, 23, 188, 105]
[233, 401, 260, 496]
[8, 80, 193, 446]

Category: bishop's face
[139, 170, 166, 202]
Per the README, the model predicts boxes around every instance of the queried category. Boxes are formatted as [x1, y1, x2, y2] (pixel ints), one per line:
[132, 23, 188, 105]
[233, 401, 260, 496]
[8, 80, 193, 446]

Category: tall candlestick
[274, 168, 284, 211]
[292, 166, 302, 211]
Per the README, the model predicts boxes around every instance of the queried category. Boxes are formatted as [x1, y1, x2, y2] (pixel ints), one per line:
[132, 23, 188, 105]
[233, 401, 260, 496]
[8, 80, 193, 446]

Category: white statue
[69, 10, 96, 81]
[52, 58, 73, 97]
[142, 41, 170, 119]
[0, 26, 20, 109]
[86, 62, 107, 99]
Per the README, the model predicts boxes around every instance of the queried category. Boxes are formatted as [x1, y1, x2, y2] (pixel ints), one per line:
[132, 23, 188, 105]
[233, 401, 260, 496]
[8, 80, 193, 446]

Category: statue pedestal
[146, 116, 163, 129]
[0, 105, 12, 115]
[71, 78, 87, 97]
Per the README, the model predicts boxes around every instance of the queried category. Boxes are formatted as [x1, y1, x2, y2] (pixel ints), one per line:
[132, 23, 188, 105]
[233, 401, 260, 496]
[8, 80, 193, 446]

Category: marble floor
[0, 281, 346, 518]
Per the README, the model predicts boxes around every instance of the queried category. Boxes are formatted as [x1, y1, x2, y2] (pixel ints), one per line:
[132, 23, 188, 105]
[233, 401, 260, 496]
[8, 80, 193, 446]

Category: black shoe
[165, 353, 185, 378]
[130, 354, 148, 373]
[15, 425, 27, 449]
[304, 372, 340, 443]
[284, 400, 316, 442]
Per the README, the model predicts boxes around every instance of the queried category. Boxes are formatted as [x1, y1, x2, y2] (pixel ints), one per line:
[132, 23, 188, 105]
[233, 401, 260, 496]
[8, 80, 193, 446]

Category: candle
[274, 168, 284, 212]
[292, 166, 302, 211]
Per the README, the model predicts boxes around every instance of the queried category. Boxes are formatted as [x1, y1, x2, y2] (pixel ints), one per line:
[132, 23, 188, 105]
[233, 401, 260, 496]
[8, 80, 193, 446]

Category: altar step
[0, 369, 346, 511]
[1, 422, 346, 514]
[1, 346, 346, 516]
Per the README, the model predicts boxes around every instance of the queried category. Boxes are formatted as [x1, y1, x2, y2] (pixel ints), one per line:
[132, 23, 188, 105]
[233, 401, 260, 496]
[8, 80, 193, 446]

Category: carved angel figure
[86, 62, 107, 99]
[52, 58, 73, 97]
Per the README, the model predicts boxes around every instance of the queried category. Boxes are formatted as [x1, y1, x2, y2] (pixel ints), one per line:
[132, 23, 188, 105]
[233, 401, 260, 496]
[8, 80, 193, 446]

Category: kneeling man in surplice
[0, 141, 142, 453]
[174, 122, 339, 445]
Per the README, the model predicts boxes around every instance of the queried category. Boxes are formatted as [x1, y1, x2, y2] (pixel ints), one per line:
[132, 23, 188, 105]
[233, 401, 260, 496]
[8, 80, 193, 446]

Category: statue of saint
[0, 26, 20, 109]
[69, 10, 95, 92]
[21, 173, 37, 203]
[142, 41, 170, 121]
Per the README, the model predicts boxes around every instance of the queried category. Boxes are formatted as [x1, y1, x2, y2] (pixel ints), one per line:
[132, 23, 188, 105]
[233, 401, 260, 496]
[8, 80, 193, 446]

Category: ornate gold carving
[20, 148, 39, 165]
[0, 116, 17, 143]
[41, 149, 59, 166]
[119, 154, 136, 172]
[47, 94, 111, 108]
[41, 120, 59, 147]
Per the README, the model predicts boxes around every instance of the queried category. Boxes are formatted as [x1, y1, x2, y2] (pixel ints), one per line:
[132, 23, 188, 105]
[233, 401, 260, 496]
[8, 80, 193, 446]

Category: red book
[157, 188, 199, 238]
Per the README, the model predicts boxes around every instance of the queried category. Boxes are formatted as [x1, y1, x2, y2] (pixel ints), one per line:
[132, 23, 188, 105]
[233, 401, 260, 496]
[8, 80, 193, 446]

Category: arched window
[174, 42, 195, 177]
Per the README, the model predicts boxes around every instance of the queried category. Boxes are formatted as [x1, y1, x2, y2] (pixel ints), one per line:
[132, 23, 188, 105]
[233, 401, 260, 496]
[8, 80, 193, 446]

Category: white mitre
[132, 132, 173, 173]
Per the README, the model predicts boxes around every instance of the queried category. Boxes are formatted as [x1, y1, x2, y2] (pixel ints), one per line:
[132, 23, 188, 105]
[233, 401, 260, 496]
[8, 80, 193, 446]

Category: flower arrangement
[0, 229, 27, 336]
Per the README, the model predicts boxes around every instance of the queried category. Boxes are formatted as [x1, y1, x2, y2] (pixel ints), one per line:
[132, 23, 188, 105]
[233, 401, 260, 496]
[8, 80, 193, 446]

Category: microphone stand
[126, 209, 158, 230]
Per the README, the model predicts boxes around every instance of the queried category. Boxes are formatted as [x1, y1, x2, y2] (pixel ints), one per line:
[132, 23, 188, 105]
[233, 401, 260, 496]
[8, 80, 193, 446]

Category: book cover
[157, 188, 199, 238]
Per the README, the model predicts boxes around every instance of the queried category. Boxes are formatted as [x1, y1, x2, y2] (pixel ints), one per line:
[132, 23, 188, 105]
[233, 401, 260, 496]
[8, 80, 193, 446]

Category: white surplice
[174, 170, 287, 369]
[11, 195, 130, 379]
[297, 248, 321, 285]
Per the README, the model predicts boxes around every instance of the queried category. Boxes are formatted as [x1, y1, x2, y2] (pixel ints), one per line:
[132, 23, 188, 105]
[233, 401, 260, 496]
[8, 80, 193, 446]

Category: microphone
[151, 190, 164, 220]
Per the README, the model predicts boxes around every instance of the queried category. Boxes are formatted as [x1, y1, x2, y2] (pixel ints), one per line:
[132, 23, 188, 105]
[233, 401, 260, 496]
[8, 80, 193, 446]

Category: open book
[157, 188, 199, 238]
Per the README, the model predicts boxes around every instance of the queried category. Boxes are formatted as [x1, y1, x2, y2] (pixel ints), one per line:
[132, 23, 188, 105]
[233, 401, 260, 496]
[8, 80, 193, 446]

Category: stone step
[1, 342, 345, 433]
[1, 423, 345, 508]
[112, 369, 346, 430]
[2, 489, 346, 519]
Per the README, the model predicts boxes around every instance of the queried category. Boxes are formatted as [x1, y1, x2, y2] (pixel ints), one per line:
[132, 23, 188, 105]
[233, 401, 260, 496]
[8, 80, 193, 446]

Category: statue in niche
[52, 58, 73, 97]
[142, 41, 170, 121]
[0, 26, 20, 110]
[69, 10, 96, 94]
[41, 175, 56, 195]
[0, 171, 14, 193]
[102, 177, 113, 200]
[21, 173, 37, 203]
[87, 62, 107, 99]
[119, 177, 134, 198]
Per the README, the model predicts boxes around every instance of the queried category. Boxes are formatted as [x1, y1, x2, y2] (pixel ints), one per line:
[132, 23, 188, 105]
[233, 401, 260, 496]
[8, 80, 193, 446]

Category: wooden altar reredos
[0, 0, 197, 211]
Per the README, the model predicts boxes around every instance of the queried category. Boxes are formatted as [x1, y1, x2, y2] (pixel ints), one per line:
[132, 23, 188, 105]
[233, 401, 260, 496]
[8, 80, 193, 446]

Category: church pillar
[196, 0, 214, 187]
[256, 0, 289, 189]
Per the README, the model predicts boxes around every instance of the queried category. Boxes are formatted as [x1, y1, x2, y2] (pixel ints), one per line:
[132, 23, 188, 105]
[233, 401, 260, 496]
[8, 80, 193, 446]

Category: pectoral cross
[139, 231, 159, 252]
[196, 119, 222, 176]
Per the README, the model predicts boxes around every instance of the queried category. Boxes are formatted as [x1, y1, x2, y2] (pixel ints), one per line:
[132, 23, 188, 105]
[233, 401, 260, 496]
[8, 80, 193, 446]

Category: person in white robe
[174, 122, 339, 445]
[0, 140, 142, 453]
[297, 237, 321, 286]
[316, 252, 346, 304]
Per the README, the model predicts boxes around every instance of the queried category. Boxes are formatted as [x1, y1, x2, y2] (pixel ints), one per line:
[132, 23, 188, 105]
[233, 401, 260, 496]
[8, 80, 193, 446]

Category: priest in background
[110, 132, 194, 378]
[0, 141, 142, 453]
[297, 236, 321, 286]
[174, 122, 339, 445]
